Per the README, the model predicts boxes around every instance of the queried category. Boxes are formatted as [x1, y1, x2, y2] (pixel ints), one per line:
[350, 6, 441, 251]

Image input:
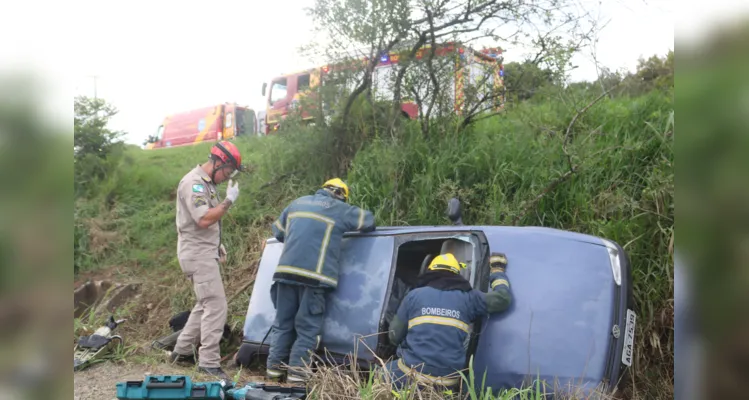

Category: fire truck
[145, 103, 256, 150]
[259, 43, 505, 134]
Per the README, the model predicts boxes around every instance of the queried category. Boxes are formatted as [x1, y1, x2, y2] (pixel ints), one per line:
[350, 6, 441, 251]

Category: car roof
[266, 224, 607, 247]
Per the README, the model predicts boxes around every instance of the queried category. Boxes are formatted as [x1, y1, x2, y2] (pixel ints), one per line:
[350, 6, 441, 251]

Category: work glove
[225, 179, 239, 203]
[490, 252, 508, 273]
[219, 244, 227, 263]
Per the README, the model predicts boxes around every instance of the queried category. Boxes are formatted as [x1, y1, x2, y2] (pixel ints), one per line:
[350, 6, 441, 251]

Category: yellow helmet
[428, 253, 467, 274]
[322, 178, 350, 201]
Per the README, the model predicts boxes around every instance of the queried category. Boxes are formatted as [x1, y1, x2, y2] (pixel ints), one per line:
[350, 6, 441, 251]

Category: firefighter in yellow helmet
[321, 178, 349, 202]
[381, 252, 513, 390]
[266, 178, 375, 383]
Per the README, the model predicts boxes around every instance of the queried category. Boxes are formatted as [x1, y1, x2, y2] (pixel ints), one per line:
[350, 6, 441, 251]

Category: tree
[303, 0, 600, 136]
[592, 50, 674, 97]
[74, 96, 123, 157]
[74, 96, 125, 194]
[502, 60, 555, 102]
[632, 50, 674, 92]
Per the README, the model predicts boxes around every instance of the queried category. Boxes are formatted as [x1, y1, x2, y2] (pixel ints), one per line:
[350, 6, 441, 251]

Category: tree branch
[563, 84, 618, 147]
[343, 35, 405, 124]
[511, 169, 576, 225]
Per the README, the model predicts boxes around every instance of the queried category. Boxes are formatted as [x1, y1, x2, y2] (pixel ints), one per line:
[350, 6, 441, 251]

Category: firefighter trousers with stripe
[267, 281, 327, 375]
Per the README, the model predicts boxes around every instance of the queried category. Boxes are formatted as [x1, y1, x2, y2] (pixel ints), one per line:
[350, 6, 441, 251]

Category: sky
[2, 0, 694, 146]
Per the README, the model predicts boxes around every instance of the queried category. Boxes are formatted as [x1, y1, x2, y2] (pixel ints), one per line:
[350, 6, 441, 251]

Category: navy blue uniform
[271, 189, 375, 288]
[266, 189, 375, 380]
[384, 253, 512, 388]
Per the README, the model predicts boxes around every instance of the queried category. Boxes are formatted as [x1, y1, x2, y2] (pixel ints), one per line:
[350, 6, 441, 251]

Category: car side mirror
[262, 83, 267, 97]
[447, 197, 463, 225]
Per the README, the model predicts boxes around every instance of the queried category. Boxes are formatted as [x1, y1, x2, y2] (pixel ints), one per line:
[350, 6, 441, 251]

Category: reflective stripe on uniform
[490, 255, 506, 264]
[490, 267, 505, 274]
[491, 279, 509, 289]
[357, 208, 365, 230]
[408, 316, 469, 333]
[266, 368, 285, 377]
[317, 224, 334, 273]
[287, 211, 335, 274]
[274, 219, 285, 232]
[275, 265, 338, 286]
[396, 358, 459, 387]
[288, 211, 335, 225]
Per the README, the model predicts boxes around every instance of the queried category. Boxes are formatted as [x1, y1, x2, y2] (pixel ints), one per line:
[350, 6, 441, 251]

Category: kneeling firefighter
[382, 252, 513, 390]
[266, 178, 377, 383]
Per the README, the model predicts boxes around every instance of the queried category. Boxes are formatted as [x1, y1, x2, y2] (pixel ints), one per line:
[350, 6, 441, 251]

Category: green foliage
[303, 0, 597, 142]
[350, 356, 594, 399]
[502, 61, 556, 102]
[633, 50, 674, 92]
[586, 51, 674, 98]
[505, 51, 674, 107]
[74, 95, 126, 196]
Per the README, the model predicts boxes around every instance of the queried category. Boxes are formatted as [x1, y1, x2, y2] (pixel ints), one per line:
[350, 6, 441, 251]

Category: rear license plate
[621, 309, 636, 366]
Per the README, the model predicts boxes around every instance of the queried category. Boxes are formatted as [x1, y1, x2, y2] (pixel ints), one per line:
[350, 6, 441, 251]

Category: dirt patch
[74, 280, 142, 319]
[73, 361, 268, 400]
[74, 258, 259, 356]
[87, 217, 123, 258]
[72, 252, 263, 398]
[74, 264, 137, 289]
[74, 270, 113, 289]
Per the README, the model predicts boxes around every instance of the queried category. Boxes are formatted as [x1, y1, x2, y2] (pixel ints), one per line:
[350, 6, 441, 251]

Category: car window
[391, 234, 479, 288]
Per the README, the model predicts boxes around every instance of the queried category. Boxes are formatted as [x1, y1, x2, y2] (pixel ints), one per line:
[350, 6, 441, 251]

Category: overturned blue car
[236, 199, 635, 396]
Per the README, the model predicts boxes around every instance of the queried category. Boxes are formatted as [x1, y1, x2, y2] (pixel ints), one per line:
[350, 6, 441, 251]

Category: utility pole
[87, 75, 101, 119]
[88, 75, 99, 99]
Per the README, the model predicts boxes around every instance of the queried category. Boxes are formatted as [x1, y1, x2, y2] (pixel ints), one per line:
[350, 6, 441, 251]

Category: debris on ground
[74, 280, 142, 319]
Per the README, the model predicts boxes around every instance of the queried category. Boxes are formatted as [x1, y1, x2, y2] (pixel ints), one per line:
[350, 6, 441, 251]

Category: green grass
[74, 88, 673, 399]
[308, 354, 615, 400]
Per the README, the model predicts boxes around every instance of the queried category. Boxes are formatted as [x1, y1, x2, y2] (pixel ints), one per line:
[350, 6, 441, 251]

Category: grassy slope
[74, 89, 673, 398]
